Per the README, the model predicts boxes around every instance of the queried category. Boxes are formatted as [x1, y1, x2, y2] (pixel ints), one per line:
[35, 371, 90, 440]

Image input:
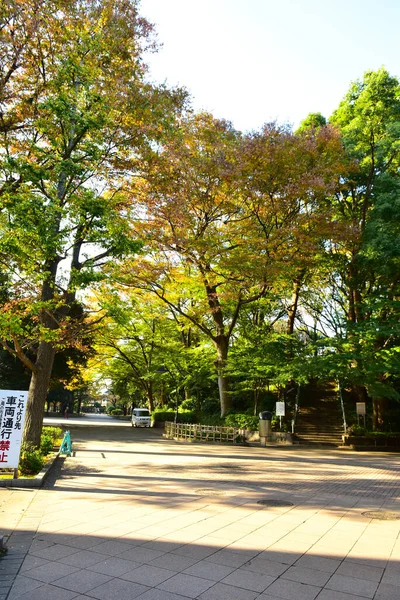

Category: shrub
[198, 414, 225, 426]
[152, 410, 197, 423]
[225, 413, 259, 430]
[271, 416, 289, 432]
[40, 435, 53, 456]
[42, 426, 63, 445]
[19, 444, 45, 475]
[346, 424, 367, 436]
[111, 408, 124, 416]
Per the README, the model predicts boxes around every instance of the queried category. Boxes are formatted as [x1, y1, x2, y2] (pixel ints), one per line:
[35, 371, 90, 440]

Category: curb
[0, 452, 60, 488]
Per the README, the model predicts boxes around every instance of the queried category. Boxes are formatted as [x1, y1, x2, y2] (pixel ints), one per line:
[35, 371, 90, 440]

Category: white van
[131, 408, 151, 427]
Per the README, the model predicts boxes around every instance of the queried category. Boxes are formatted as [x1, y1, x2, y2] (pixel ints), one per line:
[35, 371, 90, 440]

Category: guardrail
[165, 422, 242, 444]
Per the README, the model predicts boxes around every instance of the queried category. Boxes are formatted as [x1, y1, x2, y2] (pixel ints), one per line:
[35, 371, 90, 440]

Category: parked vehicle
[131, 408, 151, 427]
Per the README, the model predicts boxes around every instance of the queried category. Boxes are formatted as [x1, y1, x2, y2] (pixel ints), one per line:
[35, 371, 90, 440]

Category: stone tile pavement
[1, 426, 400, 599]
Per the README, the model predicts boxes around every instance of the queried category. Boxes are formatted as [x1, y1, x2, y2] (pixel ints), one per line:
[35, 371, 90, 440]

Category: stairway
[294, 383, 345, 447]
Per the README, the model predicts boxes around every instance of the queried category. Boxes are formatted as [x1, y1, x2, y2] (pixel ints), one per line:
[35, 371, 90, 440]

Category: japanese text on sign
[276, 402, 285, 416]
[0, 390, 28, 469]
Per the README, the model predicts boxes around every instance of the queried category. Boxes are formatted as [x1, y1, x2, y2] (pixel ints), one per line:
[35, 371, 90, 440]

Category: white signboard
[0, 390, 28, 469]
[276, 402, 286, 416]
[356, 402, 366, 416]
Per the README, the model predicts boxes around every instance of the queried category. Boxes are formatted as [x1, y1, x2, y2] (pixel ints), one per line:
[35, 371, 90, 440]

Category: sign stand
[0, 390, 28, 475]
[356, 402, 366, 428]
[59, 431, 72, 456]
[276, 402, 285, 431]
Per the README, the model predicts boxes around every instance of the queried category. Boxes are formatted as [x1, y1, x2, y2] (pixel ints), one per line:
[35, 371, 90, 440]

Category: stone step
[296, 431, 343, 439]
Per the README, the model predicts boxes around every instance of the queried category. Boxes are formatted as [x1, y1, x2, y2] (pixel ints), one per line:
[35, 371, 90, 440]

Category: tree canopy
[1, 1, 399, 439]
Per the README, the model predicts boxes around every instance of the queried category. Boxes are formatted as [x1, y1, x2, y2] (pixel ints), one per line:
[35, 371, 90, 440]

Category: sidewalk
[1, 427, 400, 600]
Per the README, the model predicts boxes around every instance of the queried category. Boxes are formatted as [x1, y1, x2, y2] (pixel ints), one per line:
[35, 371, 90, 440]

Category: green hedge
[152, 410, 197, 423]
[225, 413, 259, 430]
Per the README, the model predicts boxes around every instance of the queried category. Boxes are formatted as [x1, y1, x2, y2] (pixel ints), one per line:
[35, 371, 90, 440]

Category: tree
[0, 0, 184, 445]
[328, 68, 400, 427]
[117, 114, 344, 416]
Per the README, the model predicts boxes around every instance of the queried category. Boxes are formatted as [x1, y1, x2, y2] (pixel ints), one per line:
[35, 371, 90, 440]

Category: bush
[346, 424, 367, 436]
[19, 444, 45, 475]
[197, 414, 225, 426]
[42, 426, 63, 445]
[40, 435, 53, 456]
[152, 410, 197, 423]
[111, 408, 124, 416]
[225, 413, 259, 430]
[271, 416, 289, 432]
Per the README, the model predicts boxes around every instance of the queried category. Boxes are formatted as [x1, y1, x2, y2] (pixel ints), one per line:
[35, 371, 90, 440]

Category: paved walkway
[1, 427, 400, 600]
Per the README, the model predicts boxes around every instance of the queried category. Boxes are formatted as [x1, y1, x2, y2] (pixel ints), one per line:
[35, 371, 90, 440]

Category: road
[44, 413, 133, 428]
[2, 417, 400, 600]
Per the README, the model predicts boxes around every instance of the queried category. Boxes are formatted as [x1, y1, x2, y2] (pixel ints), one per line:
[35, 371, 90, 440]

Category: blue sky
[140, 0, 400, 132]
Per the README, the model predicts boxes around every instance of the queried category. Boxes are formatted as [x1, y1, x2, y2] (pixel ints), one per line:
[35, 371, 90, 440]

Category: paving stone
[87, 556, 134, 576]
[325, 574, 378, 598]
[204, 549, 250, 568]
[30, 544, 80, 560]
[335, 560, 385, 583]
[380, 569, 400, 587]
[374, 582, 400, 600]
[90, 540, 134, 556]
[172, 543, 223, 560]
[156, 573, 215, 598]
[197, 581, 259, 599]
[118, 547, 166, 563]
[6, 575, 44, 599]
[295, 554, 342, 573]
[0, 573, 17, 582]
[316, 590, 375, 600]
[85, 577, 148, 600]
[59, 550, 106, 568]
[241, 557, 289, 577]
[183, 560, 235, 581]
[120, 564, 176, 586]
[19, 554, 51, 572]
[148, 553, 198, 572]
[262, 578, 321, 600]
[15, 583, 79, 600]
[52, 570, 112, 593]
[281, 565, 331, 586]
[221, 568, 276, 592]
[141, 540, 183, 553]
[22, 560, 80, 583]
[260, 550, 303, 565]
[257, 595, 302, 600]
[64, 536, 109, 550]
[134, 589, 192, 600]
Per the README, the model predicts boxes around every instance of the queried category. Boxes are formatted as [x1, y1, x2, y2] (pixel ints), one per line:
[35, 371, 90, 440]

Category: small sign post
[0, 390, 29, 477]
[276, 402, 285, 430]
[356, 402, 366, 428]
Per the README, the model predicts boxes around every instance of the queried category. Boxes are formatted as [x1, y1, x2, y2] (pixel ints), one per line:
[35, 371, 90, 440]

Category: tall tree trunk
[253, 387, 260, 416]
[160, 382, 165, 407]
[286, 273, 304, 335]
[146, 384, 154, 412]
[215, 336, 230, 417]
[23, 341, 56, 447]
[372, 397, 388, 430]
[77, 391, 82, 415]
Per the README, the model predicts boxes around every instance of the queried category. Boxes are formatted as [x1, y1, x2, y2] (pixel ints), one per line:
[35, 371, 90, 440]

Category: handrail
[337, 380, 347, 434]
[291, 383, 301, 434]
